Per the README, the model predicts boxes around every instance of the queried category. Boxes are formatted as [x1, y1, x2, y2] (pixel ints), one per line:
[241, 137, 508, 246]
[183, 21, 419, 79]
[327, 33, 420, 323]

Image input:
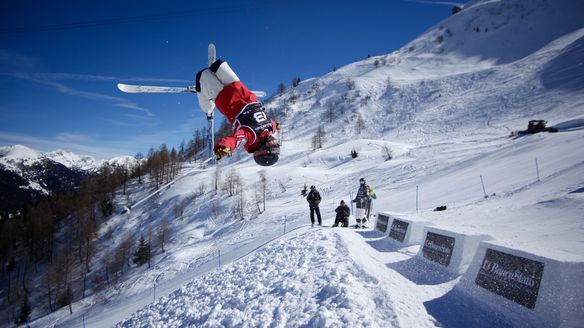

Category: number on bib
[253, 112, 268, 123]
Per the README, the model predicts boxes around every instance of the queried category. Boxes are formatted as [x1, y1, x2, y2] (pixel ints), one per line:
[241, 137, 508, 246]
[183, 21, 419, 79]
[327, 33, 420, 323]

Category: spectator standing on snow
[333, 200, 350, 227]
[306, 185, 322, 226]
[352, 177, 371, 228]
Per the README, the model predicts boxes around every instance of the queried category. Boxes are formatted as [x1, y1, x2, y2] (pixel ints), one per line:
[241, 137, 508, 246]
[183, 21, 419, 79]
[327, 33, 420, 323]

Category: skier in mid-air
[196, 59, 280, 166]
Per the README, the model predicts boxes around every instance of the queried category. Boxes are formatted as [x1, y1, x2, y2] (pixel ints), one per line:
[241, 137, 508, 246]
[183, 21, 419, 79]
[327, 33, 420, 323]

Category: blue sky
[0, 0, 457, 159]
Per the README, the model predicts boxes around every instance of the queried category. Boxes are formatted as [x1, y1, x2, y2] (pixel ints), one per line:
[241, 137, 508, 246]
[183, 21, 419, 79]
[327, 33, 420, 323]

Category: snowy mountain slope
[0, 145, 99, 173]
[0, 145, 143, 213]
[0, 145, 91, 213]
[23, 0, 584, 327]
[268, 0, 584, 145]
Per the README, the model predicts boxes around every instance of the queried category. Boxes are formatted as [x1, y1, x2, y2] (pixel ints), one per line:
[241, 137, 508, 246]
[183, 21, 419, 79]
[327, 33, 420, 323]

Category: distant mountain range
[0, 145, 138, 215]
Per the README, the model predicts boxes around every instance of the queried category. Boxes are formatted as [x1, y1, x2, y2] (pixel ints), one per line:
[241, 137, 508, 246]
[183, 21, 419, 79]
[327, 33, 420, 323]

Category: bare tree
[113, 234, 133, 275]
[312, 125, 327, 151]
[254, 182, 264, 215]
[197, 183, 206, 196]
[224, 169, 242, 197]
[381, 145, 393, 161]
[259, 170, 267, 212]
[346, 78, 356, 90]
[213, 166, 221, 192]
[157, 217, 171, 253]
[324, 102, 336, 123]
[233, 184, 246, 220]
[173, 198, 188, 221]
[355, 114, 366, 134]
[210, 200, 222, 226]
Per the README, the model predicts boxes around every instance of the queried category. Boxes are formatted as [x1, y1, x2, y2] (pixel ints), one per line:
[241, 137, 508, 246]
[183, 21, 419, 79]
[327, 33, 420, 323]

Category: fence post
[535, 157, 540, 182]
[218, 249, 221, 268]
[153, 283, 156, 301]
[283, 216, 287, 234]
[83, 313, 86, 328]
[480, 175, 488, 198]
[416, 185, 419, 213]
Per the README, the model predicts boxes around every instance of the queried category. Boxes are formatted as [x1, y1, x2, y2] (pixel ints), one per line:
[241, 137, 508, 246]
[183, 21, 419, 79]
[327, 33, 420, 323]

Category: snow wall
[375, 212, 431, 246]
[417, 226, 493, 275]
[453, 241, 584, 327]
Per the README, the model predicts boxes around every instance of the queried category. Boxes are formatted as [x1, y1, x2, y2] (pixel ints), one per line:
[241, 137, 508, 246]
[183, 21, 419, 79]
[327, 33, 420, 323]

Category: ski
[117, 83, 196, 94]
[207, 43, 217, 160]
[117, 83, 266, 97]
[208, 43, 216, 67]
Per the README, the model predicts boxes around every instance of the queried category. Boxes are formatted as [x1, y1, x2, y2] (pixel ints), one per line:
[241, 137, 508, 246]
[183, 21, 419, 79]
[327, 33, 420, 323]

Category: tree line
[0, 129, 212, 324]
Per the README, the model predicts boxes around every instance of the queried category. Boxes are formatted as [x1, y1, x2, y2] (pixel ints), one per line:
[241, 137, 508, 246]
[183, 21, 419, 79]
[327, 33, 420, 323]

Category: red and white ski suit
[214, 81, 277, 154]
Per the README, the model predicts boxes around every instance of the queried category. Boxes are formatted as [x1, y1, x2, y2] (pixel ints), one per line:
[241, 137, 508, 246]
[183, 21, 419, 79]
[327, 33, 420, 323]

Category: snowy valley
[4, 0, 584, 327]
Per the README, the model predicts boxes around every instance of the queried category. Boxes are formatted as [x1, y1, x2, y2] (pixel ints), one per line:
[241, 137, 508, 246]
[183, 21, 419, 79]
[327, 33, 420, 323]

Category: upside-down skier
[195, 59, 281, 166]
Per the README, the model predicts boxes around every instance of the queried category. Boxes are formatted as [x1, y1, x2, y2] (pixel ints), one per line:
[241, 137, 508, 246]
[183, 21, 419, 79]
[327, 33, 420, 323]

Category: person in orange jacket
[196, 59, 280, 166]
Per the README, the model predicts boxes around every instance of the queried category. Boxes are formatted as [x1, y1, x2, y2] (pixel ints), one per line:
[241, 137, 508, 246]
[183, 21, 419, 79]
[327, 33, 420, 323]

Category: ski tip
[208, 43, 217, 67]
[117, 83, 129, 92]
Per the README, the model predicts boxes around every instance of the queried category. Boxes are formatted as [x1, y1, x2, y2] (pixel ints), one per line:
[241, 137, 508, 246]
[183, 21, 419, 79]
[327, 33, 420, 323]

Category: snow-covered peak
[0, 144, 127, 173]
[0, 144, 42, 162]
[0, 144, 44, 172]
[107, 155, 142, 169]
[46, 149, 101, 171]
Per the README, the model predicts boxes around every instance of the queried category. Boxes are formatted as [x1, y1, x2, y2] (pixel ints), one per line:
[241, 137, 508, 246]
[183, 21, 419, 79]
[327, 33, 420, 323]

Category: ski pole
[416, 185, 419, 213]
[480, 175, 488, 198]
[535, 158, 540, 182]
[350, 192, 354, 216]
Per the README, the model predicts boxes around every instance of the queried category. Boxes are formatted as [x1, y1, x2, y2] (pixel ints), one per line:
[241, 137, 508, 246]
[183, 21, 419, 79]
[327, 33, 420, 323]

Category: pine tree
[132, 235, 150, 266]
[292, 76, 301, 87]
[277, 82, 287, 94]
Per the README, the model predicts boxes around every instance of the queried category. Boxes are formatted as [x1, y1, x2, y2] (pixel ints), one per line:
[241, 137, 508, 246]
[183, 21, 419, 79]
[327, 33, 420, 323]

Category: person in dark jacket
[333, 200, 350, 227]
[306, 185, 322, 226]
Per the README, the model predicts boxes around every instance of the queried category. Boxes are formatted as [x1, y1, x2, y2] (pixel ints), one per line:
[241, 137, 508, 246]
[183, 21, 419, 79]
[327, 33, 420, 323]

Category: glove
[276, 122, 281, 132]
[215, 146, 231, 159]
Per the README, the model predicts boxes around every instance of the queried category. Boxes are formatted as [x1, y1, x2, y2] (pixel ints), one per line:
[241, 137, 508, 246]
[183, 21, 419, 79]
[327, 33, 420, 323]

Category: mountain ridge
[0, 144, 140, 215]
